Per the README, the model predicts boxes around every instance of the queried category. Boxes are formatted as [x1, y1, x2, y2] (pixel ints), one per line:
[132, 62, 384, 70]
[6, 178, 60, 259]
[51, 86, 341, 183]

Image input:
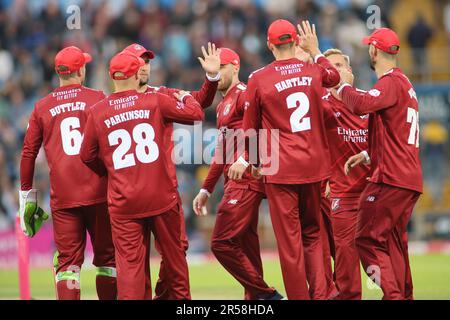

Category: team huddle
[18, 19, 422, 300]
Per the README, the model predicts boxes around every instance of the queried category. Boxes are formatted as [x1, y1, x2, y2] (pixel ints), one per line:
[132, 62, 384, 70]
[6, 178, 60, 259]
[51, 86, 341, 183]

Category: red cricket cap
[219, 48, 240, 66]
[55, 46, 92, 74]
[109, 52, 145, 80]
[267, 19, 298, 45]
[123, 43, 155, 60]
[362, 28, 400, 54]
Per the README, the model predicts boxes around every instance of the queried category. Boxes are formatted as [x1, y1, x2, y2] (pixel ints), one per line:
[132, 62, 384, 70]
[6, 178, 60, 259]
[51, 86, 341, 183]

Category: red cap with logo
[362, 28, 400, 54]
[55, 46, 92, 74]
[123, 43, 155, 60]
[109, 52, 145, 80]
[267, 19, 298, 45]
[219, 48, 240, 66]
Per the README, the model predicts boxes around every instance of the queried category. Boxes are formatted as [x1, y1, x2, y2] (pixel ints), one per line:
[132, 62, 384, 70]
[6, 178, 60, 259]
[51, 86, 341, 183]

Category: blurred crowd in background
[0, 0, 449, 245]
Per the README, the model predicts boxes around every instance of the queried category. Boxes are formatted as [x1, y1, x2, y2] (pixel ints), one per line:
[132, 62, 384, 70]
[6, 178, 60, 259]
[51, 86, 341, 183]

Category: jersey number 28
[108, 123, 159, 170]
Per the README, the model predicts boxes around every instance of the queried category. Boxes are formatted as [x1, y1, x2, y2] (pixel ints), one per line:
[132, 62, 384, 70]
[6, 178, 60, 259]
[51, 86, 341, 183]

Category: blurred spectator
[0, 0, 448, 244]
[422, 121, 449, 207]
[407, 15, 433, 80]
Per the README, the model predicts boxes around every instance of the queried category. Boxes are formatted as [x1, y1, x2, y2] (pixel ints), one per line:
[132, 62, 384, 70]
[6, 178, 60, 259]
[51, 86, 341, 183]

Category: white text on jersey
[104, 110, 151, 129]
[274, 77, 313, 93]
[49, 102, 86, 117]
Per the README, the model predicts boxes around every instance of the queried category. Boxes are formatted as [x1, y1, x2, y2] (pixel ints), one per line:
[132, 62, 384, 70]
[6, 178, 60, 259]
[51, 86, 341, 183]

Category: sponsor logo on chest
[223, 103, 231, 116]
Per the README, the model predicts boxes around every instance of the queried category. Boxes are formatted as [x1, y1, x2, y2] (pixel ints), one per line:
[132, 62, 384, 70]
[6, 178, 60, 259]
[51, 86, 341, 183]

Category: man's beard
[139, 79, 148, 88]
[218, 77, 232, 92]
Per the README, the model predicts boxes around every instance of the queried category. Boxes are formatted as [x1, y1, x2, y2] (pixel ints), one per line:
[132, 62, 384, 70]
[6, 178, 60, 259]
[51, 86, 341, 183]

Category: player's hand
[325, 181, 331, 199]
[251, 166, 263, 180]
[338, 69, 354, 88]
[173, 90, 191, 102]
[228, 161, 247, 181]
[193, 191, 209, 216]
[344, 153, 366, 176]
[297, 21, 321, 58]
[18, 189, 49, 237]
[198, 42, 220, 79]
[294, 44, 311, 63]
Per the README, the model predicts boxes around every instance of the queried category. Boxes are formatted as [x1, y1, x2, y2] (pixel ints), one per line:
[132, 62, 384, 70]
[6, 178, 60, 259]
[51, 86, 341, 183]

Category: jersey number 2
[287, 92, 311, 133]
[108, 123, 159, 170]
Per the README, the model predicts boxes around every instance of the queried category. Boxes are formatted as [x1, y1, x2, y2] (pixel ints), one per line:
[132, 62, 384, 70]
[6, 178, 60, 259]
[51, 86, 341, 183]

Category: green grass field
[1, 254, 450, 300]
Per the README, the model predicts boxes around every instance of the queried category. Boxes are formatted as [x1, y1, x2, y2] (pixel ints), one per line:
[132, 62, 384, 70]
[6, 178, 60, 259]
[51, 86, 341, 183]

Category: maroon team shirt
[341, 68, 423, 193]
[20, 84, 107, 210]
[80, 90, 204, 218]
[243, 56, 340, 184]
[322, 90, 370, 198]
[145, 77, 218, 188]
[201, 82, 264, 194]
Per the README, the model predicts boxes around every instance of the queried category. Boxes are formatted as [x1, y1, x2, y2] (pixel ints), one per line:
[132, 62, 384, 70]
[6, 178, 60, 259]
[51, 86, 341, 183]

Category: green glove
[19, 189, 49, 237]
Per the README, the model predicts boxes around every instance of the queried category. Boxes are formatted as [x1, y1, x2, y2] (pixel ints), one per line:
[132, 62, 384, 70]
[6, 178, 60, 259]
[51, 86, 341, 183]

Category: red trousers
[356, 183, 420, 300]
[329, 197, 361, 300]
[109, 205, 190, 300]
[211, 187, 275, 299]
[153, 193, 189, 300]
[52, 202, 116, 300]
[320, 195, 338, 299]
[265, 182, 327, 300]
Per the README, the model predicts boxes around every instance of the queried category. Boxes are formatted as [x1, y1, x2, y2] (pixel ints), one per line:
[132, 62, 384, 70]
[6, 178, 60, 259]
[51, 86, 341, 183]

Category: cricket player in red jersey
[322, 48, 371, 299]
[295, 46, 338, 300]
[192, 48, 283, 300]
[229, 20, 340, 300]
[337, 28, 423, 300]
[80, 51, 204, 300]
[19, 46, 116, 300]
[123, 42, 220, 299]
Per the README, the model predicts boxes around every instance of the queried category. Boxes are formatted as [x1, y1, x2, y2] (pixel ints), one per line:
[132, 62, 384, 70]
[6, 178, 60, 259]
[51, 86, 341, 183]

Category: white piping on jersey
[248, 66, 267, 79]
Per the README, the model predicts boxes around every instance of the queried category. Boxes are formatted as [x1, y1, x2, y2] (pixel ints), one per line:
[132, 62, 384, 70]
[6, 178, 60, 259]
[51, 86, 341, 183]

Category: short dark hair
[57, 66, 78, 79]
[274, 35, 295, 50]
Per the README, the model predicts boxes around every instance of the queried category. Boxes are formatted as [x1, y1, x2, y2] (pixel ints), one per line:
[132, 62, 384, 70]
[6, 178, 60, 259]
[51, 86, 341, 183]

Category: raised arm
[337, 75, 398, 115]
[158, 91, 204, 123]
[297, 21, 340, 88]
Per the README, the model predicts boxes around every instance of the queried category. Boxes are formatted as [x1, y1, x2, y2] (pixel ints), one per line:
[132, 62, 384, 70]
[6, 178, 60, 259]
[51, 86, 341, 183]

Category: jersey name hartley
[49, 102, 86, 117]
[104, 109, 151, 128]
[274, 76, 313, 93]
[337, 127, 368, 143]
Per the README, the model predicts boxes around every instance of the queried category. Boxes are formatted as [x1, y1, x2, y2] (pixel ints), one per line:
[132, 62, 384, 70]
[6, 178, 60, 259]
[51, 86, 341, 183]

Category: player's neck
[375, 61, 396, 79]
[273, 48, 296, 61]
[59, 79, 82, 88]
[221, 78, 240, 97]
[114, 83, 139, 93]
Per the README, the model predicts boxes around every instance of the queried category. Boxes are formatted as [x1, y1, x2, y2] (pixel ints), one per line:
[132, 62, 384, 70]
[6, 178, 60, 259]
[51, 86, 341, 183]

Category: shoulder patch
[147, 85, 160, 92]
[368, 89, 381, 97]
[322, 92, 331, 100]
[237, 83, 247, 91]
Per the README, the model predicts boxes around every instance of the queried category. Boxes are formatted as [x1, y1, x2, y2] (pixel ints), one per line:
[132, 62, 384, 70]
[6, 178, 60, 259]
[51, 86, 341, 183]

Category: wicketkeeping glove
[18, 189, 49, 237]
